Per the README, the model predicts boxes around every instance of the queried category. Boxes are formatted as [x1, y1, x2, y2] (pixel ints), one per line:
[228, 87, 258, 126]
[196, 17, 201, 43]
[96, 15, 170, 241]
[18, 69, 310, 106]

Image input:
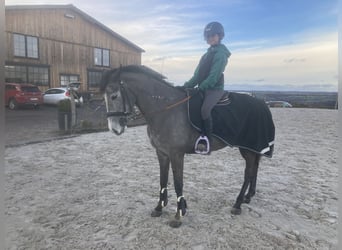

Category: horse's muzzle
[107, 116, 126, 135]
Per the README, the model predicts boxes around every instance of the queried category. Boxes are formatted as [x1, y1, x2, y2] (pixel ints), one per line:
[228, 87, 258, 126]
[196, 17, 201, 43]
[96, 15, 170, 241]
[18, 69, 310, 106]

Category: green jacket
[184, 43, 231, 90]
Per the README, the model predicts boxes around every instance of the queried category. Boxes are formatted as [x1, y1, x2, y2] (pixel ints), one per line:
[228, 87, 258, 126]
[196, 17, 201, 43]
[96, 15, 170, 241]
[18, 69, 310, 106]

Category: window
[94, 48, 102, 66]
[26, 36, 39, 58]
[13, 34, 25, 57]
[88, 70, 103, 87]
[5, 84, 16, 91]
[28, 66, 49, 86]
[5, 65, 27, 83]
[13, 34, 39, 59]
[20, 86, 41, 93]
[45, 89, 65, 95]
[60, 74, 79, 87]
[94, 48, 110, 67]
[5, 64, 49, 86]
[102, 50, 109, 66]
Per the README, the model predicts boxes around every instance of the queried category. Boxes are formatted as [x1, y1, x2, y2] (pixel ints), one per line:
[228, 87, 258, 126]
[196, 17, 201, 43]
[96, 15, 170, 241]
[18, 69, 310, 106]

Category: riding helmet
[204, 21, 225, 40]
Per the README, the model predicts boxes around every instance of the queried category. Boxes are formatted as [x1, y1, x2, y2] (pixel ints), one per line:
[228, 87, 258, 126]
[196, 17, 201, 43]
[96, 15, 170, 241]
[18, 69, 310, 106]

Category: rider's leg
[199, 89, 225, 153]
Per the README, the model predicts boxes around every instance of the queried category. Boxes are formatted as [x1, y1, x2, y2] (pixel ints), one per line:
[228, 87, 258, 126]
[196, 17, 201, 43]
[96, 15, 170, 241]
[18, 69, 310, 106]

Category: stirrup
[194, 135, 210, 154]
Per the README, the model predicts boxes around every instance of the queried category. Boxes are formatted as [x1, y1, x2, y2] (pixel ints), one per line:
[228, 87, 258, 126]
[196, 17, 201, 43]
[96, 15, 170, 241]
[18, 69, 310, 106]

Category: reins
[165, 96, 191, 110]
[141, 95, 191, 117]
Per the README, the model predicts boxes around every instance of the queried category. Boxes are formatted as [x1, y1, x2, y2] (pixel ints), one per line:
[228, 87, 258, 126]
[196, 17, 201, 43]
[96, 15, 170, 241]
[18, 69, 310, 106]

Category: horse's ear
[100, 68, 120, 92]
[100, 70, 112, 92]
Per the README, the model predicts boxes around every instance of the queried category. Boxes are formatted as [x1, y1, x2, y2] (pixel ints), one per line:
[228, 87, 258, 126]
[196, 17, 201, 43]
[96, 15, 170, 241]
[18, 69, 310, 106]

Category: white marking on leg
[177, 196, 184, 202]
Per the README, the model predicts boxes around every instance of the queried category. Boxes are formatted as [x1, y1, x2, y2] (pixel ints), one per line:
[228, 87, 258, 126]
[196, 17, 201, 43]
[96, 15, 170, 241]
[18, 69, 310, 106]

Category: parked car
[43, 87, 83, 106]
[5, 83, 43, 110]
[266, 101, 293, 108]
[68, 82, 81, 90]
[234, 91, 254, 97]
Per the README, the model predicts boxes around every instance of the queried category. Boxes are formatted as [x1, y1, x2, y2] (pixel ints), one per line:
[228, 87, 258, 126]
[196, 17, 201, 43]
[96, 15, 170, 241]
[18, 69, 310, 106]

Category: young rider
[182, 21, 231, 154]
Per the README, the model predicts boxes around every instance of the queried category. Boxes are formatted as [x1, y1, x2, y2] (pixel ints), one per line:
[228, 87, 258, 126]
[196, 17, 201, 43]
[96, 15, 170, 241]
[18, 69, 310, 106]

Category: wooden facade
[5, 4, 144, 92]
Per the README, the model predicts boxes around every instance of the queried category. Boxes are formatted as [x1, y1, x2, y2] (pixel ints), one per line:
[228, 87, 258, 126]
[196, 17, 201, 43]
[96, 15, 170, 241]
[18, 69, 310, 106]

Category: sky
[5, 0, 339, 91]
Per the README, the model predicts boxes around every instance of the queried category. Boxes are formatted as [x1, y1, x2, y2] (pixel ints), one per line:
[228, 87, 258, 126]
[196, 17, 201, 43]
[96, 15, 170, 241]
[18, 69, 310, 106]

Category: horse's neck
[127, 73, 194, 143]
[129, 77, 183, 117]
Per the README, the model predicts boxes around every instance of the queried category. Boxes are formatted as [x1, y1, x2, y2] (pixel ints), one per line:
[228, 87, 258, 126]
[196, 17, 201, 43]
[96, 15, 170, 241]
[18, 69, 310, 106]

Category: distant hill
[230, 91, 338, 109]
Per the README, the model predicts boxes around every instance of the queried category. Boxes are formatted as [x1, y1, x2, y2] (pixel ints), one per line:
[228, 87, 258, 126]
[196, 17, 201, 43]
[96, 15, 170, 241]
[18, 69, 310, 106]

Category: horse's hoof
[151, 210, 162, 217]
[231, 207, 242, 215]
[169, 219, 182, 228]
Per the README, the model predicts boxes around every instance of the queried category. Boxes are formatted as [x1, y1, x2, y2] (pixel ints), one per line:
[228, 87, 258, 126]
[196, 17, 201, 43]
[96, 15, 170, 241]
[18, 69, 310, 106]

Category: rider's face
[206, 34, 220, 46]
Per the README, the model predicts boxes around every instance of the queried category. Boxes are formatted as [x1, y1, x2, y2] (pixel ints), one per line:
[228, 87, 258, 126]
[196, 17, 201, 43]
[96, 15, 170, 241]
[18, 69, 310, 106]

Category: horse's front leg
[151, 149, 170, 217]
[169, 152, 187, 228]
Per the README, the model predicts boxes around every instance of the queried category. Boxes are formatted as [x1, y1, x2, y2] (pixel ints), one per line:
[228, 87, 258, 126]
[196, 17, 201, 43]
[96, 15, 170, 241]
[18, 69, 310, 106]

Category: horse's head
[100, 68, 136, 135]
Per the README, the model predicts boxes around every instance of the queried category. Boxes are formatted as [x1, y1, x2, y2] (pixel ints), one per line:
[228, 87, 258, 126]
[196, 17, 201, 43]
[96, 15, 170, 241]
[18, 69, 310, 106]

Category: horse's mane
[100, 65, 174, 91]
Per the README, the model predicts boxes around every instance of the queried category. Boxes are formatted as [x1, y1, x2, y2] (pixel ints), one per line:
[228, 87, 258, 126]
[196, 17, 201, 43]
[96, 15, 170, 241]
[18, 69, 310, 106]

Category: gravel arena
[5, 108, 338, 249]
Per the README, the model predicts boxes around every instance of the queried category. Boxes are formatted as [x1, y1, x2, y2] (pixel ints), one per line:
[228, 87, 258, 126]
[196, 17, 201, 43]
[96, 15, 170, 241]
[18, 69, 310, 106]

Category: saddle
[186, 89, 275, 157]
[216, 91, 231, 105]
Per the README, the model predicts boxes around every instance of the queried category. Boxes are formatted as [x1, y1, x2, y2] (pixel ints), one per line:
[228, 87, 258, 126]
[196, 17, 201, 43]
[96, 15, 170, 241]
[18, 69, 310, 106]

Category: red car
[5, 83, 43, 110]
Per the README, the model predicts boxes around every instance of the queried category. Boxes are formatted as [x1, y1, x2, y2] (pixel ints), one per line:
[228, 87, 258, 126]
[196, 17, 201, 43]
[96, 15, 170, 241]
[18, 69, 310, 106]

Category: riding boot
[202, 117, 213, 153]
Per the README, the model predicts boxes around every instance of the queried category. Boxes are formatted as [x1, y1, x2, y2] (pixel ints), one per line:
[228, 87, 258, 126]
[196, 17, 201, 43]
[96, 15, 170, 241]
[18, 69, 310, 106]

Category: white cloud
[106, 3, 337, 91]
[151, 30, 338, 92]
[224, 31, 338, 91]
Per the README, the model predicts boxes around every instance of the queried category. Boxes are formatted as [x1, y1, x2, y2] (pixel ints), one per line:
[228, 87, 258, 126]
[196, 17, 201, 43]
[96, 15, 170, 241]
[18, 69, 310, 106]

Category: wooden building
[4, 4, 144, 92]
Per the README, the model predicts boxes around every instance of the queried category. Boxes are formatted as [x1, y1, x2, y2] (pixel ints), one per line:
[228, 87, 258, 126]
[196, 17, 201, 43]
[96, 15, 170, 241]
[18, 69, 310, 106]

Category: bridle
[106, 80, 134, 118]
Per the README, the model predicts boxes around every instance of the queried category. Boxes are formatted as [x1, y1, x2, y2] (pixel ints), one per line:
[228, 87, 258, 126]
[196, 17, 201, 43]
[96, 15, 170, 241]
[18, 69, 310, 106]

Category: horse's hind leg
[231, 149, 260, 215]
[151, 150, 170, 217]
[244, 154, 260, 204]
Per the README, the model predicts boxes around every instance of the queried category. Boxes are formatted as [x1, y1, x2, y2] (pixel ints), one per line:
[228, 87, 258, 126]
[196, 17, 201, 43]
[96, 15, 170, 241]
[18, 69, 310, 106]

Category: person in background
[182, 21, 231, 154]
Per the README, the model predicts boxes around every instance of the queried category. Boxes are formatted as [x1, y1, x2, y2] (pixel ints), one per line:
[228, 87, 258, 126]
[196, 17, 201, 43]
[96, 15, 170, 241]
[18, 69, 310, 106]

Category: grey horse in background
[100, 65, 274, 228]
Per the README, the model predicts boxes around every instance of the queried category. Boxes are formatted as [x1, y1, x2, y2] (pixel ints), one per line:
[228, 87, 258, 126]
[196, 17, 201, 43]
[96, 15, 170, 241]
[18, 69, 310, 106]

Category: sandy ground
[5, 108, 338, 249]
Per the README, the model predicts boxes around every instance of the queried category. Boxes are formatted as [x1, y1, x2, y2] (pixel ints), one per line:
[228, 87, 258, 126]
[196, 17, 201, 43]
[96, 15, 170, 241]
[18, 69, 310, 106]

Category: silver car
[43, 87, 83, 106]
[266, 101, 292, 108]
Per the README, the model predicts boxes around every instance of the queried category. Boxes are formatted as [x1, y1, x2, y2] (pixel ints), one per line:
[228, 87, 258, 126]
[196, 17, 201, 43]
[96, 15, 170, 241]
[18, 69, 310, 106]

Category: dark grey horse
[100, 65, 274, 228]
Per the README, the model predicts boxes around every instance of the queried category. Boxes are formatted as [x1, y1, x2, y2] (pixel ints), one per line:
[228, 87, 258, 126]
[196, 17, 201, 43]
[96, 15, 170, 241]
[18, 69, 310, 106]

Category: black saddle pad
[187, 90, 275, 157]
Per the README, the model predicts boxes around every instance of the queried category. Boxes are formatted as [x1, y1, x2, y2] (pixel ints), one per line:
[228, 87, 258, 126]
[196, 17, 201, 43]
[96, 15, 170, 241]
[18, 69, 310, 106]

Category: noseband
[106, 80, 134, 118]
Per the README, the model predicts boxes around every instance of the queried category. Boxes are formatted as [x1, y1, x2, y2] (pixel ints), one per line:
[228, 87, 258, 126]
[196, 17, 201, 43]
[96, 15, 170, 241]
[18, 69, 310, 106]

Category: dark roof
[5, 4, 145, 53]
